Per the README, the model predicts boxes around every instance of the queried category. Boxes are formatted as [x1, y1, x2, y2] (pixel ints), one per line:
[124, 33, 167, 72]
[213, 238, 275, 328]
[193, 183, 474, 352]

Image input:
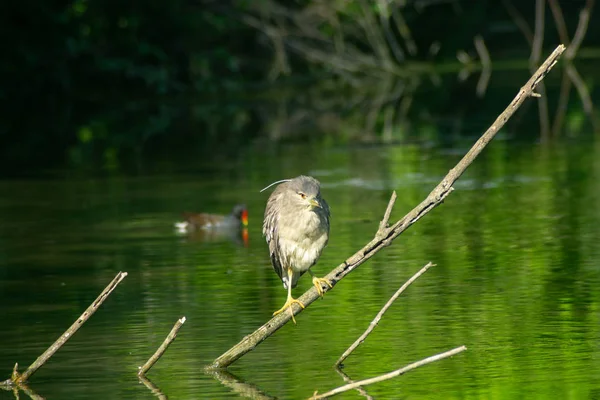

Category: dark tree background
[0, 0, 596, 174]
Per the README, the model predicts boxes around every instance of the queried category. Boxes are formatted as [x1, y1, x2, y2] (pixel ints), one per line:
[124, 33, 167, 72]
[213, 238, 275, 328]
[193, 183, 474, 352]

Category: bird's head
[285, 176, 324, 211]
[261, 175, 329, 217]
[232, 204, 249, 226]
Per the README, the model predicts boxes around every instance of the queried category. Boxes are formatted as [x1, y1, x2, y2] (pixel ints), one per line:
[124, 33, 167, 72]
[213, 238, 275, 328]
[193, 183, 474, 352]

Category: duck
[175, 204, 248, 233]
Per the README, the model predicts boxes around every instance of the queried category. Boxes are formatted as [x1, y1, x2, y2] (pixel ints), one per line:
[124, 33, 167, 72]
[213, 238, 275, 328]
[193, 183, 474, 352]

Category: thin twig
[502, 0, 533, 46]
[530, 0, 545, 67]
[139, 375, 168, 400]
[378, 191, 397, 233]
[530, 0, 550, 139]
[376, 0, 405, 63]
[552, 69, 572, 136]
[474, 35, 492, 97]
[560, 0, 595, 129]
[565, 0, 594, 60]
[138, 317, 187, 377]
[565, 64, 594, 117]
[2, 272, 128, 385]
[312, 346, 467, 399]
[357, 0, 392, 65]
[18, 383, 45, 400]
[206, 45, 565, 371]
[535, 81, 551, 140]
[335, 262, 435, 367]
[391, 6, 417, 55]
[0, 372, 45, 400]
[548, 0, 570, 46]
[334, 367, 373, 400]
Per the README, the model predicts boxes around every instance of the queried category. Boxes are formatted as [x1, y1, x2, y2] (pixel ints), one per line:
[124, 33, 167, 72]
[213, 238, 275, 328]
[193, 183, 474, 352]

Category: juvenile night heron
[262, 175, 332, 322]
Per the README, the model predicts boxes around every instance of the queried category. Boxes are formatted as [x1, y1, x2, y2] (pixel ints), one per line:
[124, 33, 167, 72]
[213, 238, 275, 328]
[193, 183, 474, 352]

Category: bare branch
[357, 0, 393, 65]
[0, 378, 46, 400]
[535, 82, 551, 140]
[206, 45, 565, 371]
[565, 64, 594, 117]
[551, 70, 572, 136]
[548, 0, 570, 46]
[474, 35, 492, 97]
[335, 262, 435, 366]
[502, 0, 533, 46]
[528, 0, 550, 139]
[334, 368, 373, 400]
[530, 0, 545, 66]
[312, 346, 467, 399]
[376, 0, 405, 62]
[391, 6, 418, 55]
[565, 0, 594, 60]
[2, 272, 128, 385]
[138, 317, 187, 377]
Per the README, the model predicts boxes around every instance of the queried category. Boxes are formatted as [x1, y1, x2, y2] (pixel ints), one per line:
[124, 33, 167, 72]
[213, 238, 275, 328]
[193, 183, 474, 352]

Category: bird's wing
[322, 197, 331, 247]
[263, 194, 285, 281]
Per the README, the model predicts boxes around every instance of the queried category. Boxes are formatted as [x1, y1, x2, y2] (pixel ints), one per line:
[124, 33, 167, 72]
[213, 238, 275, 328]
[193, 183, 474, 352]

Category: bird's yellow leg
[273, 269, 305, 324]
[309, 269, 332, 298]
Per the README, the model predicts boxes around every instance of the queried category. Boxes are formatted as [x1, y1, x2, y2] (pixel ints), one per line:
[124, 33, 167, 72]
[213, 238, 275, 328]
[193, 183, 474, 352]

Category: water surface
[1, 138, 600, 399]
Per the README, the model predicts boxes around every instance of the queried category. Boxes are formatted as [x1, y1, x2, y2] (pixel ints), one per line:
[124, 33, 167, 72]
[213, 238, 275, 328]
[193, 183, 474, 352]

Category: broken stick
[138, 316, 186, 377]
[2, 271, 128, 386]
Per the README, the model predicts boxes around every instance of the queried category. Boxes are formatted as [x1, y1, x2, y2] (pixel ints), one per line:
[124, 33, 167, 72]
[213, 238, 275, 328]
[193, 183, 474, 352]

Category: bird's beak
[309, 198, 321, 209]
[241, 210, 249, 226]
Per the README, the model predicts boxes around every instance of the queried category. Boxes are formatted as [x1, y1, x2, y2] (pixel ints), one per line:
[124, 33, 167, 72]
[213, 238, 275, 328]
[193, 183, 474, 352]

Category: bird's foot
[312, 276, 332, 297]
[273, 297, 305, 324]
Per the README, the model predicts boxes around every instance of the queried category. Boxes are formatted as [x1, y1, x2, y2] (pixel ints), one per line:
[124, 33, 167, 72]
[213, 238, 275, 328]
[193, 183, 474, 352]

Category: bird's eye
[298, 192, 307, 199]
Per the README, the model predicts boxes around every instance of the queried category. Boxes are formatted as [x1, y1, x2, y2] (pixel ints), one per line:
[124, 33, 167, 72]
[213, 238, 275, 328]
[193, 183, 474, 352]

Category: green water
[1, 138, 600, 399]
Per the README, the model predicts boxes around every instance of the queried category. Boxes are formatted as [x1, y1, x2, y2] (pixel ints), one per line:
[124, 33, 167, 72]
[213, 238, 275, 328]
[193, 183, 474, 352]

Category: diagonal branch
[548, 0, 570, 46]
[2, 272, 128, 385]
[311, 346, 467, 399]
[138, 317, 187, 377]
[378, 191, 397, 234]
[206, 45, 566, 371]
[335, 262, 435, 367]
[565, 0, 594, 60]
[502, 0, 533, 46]
[334, 367, 373, 400]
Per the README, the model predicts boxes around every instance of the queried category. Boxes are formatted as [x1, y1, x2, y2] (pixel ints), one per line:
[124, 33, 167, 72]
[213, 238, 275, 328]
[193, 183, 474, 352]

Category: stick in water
[5, 271, 128, 385]
[138, 317, 187, 377]
[336, 262, 435, 367]
[312, 346, 467, 399]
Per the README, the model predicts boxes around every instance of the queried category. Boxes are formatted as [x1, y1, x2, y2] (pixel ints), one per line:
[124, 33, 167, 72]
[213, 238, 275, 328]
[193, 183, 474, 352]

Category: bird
[262, 175, 332, 323]
[175, 204, 248, 233]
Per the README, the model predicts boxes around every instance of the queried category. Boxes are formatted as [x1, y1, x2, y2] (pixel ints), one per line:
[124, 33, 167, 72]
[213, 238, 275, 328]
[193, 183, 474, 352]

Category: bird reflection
[174, 204, 249, 247]
[179, 226, 249, 247]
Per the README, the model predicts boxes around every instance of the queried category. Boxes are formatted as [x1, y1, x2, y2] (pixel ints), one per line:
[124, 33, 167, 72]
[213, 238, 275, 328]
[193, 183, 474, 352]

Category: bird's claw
[312, 276, 332, 297]
[273, 297, 305, 324]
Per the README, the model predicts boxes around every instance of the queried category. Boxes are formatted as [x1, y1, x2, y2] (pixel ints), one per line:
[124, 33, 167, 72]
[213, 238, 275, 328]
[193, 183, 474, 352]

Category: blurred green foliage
[0, 1, 597, 175]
